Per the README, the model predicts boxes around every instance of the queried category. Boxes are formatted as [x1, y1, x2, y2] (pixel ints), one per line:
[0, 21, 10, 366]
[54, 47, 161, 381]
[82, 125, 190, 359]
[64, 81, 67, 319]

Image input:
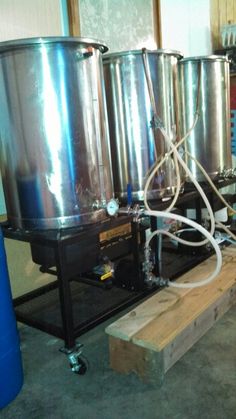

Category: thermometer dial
[106, 199, 119, 216]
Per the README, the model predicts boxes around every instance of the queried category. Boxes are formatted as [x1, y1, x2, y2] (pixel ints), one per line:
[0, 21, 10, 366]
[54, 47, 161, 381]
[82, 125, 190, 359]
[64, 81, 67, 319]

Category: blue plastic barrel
[0, 227, 23, 409]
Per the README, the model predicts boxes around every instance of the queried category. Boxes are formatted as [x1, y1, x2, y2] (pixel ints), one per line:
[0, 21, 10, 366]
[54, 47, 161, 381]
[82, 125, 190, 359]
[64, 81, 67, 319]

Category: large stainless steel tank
[103, 49, 183, 202]
[178, 55, 231, 181]
[0, 37, 113, 230]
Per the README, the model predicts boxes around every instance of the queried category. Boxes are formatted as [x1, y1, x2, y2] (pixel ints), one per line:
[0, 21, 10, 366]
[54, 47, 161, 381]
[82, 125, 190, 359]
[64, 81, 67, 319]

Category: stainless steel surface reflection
[103, 49, 184, 202]
[0, 37, 113, 229]
[178, 55, 231, 181]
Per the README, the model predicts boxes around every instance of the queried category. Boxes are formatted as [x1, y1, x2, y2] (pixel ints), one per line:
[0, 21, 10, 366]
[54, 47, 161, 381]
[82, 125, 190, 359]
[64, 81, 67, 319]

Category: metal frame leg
[150, 216, 159, 277]
[131, 221, 143, 291]
[54, 242, 75, 350]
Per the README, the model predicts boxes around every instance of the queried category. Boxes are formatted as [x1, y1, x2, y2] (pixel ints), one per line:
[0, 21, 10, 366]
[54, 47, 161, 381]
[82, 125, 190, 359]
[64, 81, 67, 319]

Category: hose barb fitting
[143, 245, 169, 288]
[221, 168, 234, 178]
[118, 204, 144, 221]
[144, 272, 169, 288]
[143, 245, 154, 275]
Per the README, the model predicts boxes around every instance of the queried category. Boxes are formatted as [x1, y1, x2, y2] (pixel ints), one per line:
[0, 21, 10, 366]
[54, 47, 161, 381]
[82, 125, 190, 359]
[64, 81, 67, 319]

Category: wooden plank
[105, 287, 191, 342]
[109, 282, 236, 384]
[132, 252, 236, 351]
[106, 249, 233, 341]
[67, 0, 80, 36]
[109, 336, 164, 385]
[106, 247, 236, 383]
[163, 284, 236, 372]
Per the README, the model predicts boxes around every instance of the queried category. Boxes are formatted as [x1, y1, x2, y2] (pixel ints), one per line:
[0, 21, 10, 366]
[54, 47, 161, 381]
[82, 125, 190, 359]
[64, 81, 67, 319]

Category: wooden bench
[105, 246, 236, 385]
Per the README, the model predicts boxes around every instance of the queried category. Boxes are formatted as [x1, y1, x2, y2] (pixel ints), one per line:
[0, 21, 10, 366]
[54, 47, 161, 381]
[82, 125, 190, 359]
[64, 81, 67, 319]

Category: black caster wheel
[70, 356, 87, 375]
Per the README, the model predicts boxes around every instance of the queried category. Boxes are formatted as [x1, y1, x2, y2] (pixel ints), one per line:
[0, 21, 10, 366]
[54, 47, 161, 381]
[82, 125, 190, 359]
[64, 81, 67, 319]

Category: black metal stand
[2, 177, 236, 352]
[2, 215, 147, 351]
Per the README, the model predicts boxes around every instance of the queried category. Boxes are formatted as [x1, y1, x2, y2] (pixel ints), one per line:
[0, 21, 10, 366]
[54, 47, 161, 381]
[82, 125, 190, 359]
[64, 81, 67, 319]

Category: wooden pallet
[106, 246, 236, 385]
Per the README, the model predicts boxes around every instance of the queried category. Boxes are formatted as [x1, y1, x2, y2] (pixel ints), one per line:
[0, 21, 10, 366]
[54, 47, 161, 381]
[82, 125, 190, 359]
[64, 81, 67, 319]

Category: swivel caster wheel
[60, 343, 88, 375]
[69, 356, 87, 375]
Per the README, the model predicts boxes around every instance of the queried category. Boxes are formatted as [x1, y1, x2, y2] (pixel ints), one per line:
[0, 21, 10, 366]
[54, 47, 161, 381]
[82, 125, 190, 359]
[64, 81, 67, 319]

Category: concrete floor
[1, 305, 236, 419]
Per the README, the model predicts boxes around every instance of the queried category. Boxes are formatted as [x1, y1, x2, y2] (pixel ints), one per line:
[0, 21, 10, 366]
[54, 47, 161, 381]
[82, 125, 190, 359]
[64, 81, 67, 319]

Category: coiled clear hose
[145, 210, 222, 288]
[141, 49, 222, 288]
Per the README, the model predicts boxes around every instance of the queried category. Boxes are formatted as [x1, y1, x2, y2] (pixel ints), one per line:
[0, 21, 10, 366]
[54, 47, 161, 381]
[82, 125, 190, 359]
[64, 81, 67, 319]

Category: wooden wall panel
[211, 0, 236, 50]
[211, 0, 220, 50]
[227, 0, 235, 23]
[234, 0, 236, 21]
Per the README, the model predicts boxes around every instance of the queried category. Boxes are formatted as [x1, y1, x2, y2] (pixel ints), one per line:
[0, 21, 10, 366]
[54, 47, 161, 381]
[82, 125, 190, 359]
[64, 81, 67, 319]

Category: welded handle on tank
[76, 47, 93, 61]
